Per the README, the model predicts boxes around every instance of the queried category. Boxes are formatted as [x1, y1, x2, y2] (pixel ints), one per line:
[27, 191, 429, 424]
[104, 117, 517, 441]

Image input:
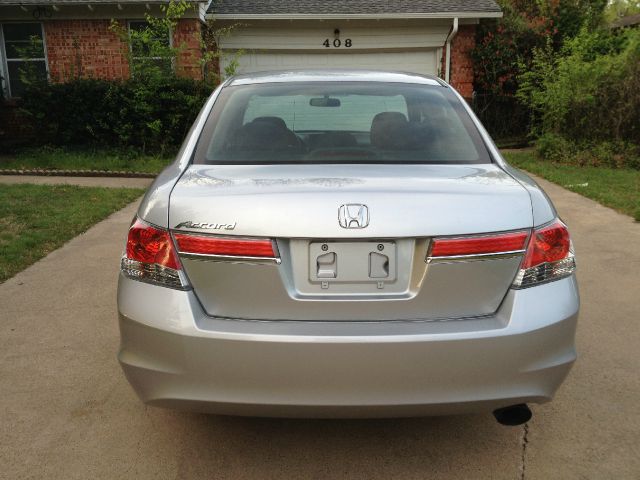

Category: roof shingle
[208, 0, 501, 16]
[0, 0, 201, 4]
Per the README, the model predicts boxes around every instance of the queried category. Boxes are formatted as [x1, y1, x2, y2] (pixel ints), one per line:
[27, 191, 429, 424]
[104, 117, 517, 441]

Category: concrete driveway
[1, 176, 638, 479]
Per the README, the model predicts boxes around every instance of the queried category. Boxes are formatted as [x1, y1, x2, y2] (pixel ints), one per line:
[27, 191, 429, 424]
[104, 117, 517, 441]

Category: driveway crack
[520, 422, 530, 480]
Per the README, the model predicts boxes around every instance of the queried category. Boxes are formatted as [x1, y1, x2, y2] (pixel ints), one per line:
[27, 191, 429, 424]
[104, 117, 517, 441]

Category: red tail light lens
[174, 233, 277, 259]
[428, 220, 576, 289]
[127, 220, 180, 269]
[521, 221, 571, 269]
[121, 218, 186, 289]
[430, 231, 529, 257]
[513, 219, 575, 288]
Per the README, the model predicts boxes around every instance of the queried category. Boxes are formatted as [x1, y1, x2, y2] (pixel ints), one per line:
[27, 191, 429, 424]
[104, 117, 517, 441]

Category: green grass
[0, 147, 173, 174]
[503, 151, 640, 221]
[0, 184, 144, 282]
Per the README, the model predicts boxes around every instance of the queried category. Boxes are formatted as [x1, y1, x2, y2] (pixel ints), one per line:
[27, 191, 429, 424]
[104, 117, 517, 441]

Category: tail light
[174, 233, 279, 263]
[512, 219, 576, 288]
[428, 220, 576, 289]
[121, 218, 187, 289]
[430, 231, 529, 258]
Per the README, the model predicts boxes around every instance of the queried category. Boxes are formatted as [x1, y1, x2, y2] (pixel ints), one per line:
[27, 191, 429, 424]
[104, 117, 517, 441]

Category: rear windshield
[194, 82, 491, 165]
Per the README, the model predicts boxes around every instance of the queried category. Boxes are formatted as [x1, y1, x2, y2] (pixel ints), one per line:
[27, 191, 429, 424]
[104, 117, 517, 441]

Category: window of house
[0, 23, 47, 98]
[128, 20, 173, 75]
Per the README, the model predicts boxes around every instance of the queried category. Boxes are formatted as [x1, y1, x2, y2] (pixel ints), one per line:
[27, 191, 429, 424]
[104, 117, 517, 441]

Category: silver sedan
[118, 70, 578, 425]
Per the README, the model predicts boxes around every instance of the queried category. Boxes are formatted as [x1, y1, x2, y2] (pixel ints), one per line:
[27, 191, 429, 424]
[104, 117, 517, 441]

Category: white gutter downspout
[444, 17, 459, 83]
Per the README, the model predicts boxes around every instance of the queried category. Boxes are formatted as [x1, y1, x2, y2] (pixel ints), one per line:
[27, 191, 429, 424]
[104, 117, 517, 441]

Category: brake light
[174, 233, 277, 259]
[430, 231, 529, 257]
[121, 218, 186, 289]
[513, 219, 576, 288]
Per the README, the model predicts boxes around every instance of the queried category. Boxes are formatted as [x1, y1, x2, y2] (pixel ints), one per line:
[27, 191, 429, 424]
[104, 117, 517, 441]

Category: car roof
[225, 69, 446, 87]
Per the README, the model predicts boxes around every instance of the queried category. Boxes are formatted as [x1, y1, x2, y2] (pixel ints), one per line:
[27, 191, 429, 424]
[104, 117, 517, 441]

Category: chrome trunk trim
[179, 252, 281, 265]
[426, 250, 526, 264]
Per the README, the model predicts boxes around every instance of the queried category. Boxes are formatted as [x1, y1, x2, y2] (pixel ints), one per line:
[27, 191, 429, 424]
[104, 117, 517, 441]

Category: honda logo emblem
[338, 204, 369, 229]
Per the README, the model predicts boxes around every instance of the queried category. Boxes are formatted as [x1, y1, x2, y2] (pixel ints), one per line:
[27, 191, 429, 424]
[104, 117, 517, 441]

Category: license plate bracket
[309, 241, 396, 283]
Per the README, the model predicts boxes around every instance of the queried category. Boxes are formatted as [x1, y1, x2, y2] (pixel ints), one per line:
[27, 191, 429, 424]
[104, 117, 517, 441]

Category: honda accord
[117, 71, 579, 424]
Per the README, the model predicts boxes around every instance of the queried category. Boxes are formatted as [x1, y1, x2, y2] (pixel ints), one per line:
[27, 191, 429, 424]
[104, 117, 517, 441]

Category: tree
[110, 0, 191, 82]
[472, 0, 607, 96]
[200, 20, 245, 82]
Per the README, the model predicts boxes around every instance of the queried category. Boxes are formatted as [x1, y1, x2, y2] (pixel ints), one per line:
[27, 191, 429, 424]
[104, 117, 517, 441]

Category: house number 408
[323, 38, 352, 48]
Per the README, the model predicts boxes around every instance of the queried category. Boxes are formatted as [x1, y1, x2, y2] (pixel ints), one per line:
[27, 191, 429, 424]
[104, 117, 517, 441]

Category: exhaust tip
[493, 404, 532, 426]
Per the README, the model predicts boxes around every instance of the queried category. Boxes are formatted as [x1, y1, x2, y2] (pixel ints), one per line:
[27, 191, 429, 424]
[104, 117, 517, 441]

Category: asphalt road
[1, 175, 638, 479]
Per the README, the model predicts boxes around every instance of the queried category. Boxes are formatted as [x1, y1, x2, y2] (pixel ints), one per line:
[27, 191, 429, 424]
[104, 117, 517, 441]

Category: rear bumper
[117, 274, 579, 418]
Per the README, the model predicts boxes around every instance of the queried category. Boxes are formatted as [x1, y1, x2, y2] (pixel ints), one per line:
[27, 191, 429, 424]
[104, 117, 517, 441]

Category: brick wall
[44, 18, 203, 82]
[173, 19, 203, 80]
[44, 20, 130, 82]
[443, 25, 476, 99]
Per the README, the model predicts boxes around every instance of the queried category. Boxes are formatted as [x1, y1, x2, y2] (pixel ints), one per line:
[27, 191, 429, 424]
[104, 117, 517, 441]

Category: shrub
[11, 0, 238, 153]
[109, 0, 190, 83]
[473, 0, 606, 97]
[535, 133, 575, 162]
[519, 27, 640, 146]
[18, 77, 212, 154]
[536, 134, 640, 169]
[521, 26, 640, 170]
[471, 1, 608, 143]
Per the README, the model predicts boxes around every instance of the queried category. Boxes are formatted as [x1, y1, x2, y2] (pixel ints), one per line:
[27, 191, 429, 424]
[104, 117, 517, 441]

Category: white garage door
[223, 50, 439, 77]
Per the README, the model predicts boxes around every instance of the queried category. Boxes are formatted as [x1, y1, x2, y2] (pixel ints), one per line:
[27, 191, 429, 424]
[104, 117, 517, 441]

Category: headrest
[251, 116, 288, 130]
[229, 119, 300, 151]
[370, 112, 409, 149]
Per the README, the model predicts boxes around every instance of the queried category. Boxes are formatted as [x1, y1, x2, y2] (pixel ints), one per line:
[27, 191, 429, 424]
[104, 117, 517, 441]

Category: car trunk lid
[168, 163, 532, 321]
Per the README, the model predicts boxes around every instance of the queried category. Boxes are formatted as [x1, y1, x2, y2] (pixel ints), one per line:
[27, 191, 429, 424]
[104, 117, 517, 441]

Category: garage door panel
[225, 50, 438, 77]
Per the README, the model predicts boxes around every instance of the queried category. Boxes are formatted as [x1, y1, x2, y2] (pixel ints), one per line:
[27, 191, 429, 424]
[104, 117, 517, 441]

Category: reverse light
[174, 233, 279, 262]
[121, 218, 187, 289]
[512, 219, 576, 288]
